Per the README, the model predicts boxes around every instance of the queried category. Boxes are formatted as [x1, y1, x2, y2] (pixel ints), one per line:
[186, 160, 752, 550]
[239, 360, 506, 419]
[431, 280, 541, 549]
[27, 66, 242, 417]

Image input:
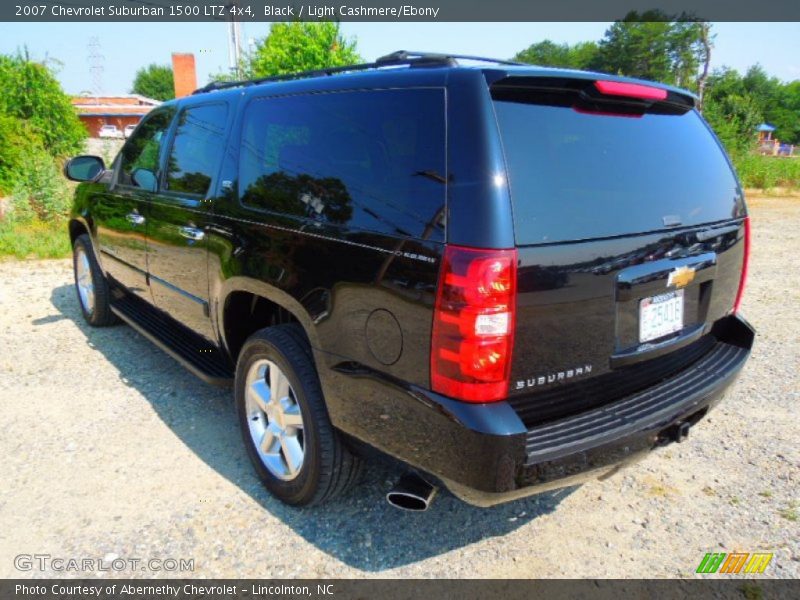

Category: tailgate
[490, 75, 747, 421]
[510, 222, 745, 413]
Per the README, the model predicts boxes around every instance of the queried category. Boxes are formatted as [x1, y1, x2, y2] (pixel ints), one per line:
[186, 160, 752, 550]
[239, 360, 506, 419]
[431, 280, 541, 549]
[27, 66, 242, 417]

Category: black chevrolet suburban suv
[65, 51, 754, 510]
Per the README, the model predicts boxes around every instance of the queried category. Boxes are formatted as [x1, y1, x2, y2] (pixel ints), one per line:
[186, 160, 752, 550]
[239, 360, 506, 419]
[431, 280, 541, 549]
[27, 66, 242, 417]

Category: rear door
[490, 76, 747, 421]
[145, 102, 230, 341]
[95, 106, 176, 299]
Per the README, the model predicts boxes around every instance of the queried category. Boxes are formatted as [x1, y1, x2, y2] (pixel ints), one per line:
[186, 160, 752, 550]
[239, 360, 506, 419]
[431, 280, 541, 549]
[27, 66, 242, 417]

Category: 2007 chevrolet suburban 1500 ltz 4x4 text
[65, 51, 754, 510]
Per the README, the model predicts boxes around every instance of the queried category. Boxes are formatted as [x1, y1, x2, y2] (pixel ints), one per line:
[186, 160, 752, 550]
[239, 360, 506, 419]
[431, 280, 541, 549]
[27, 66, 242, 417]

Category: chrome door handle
[126, 212, 145, 225]
[179, 226, 205, 241]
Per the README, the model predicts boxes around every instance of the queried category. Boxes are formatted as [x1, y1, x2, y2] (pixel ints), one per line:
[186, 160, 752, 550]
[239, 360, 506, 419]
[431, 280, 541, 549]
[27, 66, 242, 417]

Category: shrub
[0, 113, 45, 196]
[0, 51, 85, 231]
[10, 148, 71, 222]
[0, 51, 86, 158]
[703, 94, 762, 156]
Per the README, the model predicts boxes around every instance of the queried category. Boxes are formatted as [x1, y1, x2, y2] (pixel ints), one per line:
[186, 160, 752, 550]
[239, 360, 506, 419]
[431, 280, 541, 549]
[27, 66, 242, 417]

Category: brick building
[72, 53, 197, 137]
[71, 95, 161, 137]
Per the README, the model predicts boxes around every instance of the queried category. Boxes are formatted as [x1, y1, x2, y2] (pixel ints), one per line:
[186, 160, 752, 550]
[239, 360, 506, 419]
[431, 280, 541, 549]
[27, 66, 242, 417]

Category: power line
[87, 36, 104, 96]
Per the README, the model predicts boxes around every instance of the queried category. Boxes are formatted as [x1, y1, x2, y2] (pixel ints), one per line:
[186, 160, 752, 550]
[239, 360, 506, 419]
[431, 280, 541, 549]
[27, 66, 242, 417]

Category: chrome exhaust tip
[386, 472, 438, 511]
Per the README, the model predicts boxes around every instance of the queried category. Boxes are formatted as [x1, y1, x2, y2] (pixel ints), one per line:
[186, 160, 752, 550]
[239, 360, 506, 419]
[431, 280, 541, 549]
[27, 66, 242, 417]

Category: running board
[110, 292, 234, 387]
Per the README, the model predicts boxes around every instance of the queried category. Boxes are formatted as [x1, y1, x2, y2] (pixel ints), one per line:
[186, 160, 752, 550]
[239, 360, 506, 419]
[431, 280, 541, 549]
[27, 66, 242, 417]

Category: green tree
[703, 68, 761, 153]
[245, 22, 361, 78]
[742, 65, 780, 107]
[596, 11, 709, 89]
[703, 93, 762, 154]
[705, 67, 746, 100]
[705, 66, 800, 145]
[131, 63, 175, 101]
[771, 81, 800, 144]
[0, 50, 85, 157]
[513, 40, 599, 70]
[741, 66, 800, 145]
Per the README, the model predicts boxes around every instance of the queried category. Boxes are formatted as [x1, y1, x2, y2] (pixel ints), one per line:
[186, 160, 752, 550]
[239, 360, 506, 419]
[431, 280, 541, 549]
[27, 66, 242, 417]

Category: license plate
[639, 290, 684, 343]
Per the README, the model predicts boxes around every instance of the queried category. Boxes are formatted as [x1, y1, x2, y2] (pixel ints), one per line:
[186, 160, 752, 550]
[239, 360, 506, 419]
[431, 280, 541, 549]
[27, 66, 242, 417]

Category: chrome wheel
[245, 359, 305, 481]
[75, 246, 95, 314]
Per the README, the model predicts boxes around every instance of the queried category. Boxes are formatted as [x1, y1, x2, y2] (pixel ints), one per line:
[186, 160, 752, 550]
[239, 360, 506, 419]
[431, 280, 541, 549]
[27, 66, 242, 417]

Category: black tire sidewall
[235, 332, 325, 506]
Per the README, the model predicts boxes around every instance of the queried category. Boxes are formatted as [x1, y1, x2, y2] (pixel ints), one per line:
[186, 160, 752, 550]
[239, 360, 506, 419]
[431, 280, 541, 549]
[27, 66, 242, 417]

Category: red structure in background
[72, 51, 197, 136]
[71, 95, 161, 137]
[172, 53, 197, 99]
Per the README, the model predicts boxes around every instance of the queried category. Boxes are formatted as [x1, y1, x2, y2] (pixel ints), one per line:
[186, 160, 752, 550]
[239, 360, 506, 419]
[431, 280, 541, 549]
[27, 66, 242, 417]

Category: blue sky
[0, 22, 798, 95]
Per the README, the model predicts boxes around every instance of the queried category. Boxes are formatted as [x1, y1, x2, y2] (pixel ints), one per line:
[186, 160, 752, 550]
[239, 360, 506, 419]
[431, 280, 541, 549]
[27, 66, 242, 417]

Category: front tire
[72, 234, 116, 327]
[235, 324, 362, 506]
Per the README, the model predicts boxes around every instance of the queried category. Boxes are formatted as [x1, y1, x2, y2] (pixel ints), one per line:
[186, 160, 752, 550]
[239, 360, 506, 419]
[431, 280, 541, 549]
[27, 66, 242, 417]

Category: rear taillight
[431, 245, 517, 402]
[733, 216, 751, 314]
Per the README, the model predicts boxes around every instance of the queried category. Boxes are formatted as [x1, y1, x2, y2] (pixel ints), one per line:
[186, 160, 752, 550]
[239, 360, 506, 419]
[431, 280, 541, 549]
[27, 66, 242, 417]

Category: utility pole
[226, 2, 243, 78]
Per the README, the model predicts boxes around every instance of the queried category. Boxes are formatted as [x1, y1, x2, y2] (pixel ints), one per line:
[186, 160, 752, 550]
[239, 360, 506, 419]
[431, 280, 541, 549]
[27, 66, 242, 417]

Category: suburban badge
[516, 365, 594, 390]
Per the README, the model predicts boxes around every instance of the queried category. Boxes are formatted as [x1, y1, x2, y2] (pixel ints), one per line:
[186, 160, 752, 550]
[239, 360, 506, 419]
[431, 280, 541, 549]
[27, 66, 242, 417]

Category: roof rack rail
[192, 50, 524, 95]
[376, 50, 525, 67]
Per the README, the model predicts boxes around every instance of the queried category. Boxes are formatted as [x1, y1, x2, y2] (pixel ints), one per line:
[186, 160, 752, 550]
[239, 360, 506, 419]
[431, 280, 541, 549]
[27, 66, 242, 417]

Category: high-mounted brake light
[594, 80, 668, 101]
[733, 216, 751, 314]
[431, 245, 517, 403]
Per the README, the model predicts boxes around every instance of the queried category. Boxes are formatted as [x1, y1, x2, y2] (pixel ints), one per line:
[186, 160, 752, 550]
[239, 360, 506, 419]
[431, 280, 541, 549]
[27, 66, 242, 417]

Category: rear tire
[72, 234, 117, 327]
[235, 324, 362, 506]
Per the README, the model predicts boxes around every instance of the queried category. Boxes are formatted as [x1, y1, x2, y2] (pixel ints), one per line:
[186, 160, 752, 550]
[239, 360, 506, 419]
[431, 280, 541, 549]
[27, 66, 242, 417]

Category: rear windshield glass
[493, 89, 742, 245]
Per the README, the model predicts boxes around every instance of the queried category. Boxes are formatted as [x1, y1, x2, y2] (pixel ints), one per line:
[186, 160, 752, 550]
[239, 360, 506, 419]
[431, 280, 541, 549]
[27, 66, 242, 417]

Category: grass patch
[733, 154, 800, 191]
[0, 219, 70, 260]
[779, 501, 798, 522]
[640, 475, 678, 497]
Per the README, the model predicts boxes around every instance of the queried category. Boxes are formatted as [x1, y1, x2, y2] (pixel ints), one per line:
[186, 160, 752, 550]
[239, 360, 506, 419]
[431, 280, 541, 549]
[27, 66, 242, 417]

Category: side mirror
[64, 155, 105, 182]
[131, 168, 158, 193]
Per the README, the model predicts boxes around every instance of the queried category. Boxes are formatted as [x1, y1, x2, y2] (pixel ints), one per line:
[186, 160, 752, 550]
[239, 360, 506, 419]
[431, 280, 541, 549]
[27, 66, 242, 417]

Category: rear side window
[493, 82, 742, 245]
[238, 88, 446, 241]
[164, 103, 229, 196]
[118, 107, 175, 188]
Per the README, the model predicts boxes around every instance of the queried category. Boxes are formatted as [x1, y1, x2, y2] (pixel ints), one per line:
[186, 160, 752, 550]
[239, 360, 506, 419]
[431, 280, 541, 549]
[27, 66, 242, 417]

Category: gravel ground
[0, 197, 797, 579]
[84, 138, 124, 167]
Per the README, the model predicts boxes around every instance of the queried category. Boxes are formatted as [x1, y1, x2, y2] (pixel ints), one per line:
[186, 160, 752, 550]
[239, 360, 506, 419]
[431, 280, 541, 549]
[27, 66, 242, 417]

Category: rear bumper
[323, 314, 754, 506]
[451, 316, 753, 506]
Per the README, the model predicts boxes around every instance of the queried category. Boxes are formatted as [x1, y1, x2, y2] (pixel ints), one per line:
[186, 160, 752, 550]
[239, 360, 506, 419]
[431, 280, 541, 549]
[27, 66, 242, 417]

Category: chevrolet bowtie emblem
[667, 265, 696, 288]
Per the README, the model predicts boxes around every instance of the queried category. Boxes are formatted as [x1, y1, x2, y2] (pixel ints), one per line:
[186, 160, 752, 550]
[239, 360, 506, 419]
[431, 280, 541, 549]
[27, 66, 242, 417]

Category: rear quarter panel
[207, 79, 457, 437]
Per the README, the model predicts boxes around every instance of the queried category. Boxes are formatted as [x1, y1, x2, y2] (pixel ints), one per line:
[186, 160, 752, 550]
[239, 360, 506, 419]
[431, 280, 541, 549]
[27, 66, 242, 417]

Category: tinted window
[494, 91, 742, 245]
[118, 107, 175, 188]
[239, 89, 446, 241]
[165, 103, 229, 196]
